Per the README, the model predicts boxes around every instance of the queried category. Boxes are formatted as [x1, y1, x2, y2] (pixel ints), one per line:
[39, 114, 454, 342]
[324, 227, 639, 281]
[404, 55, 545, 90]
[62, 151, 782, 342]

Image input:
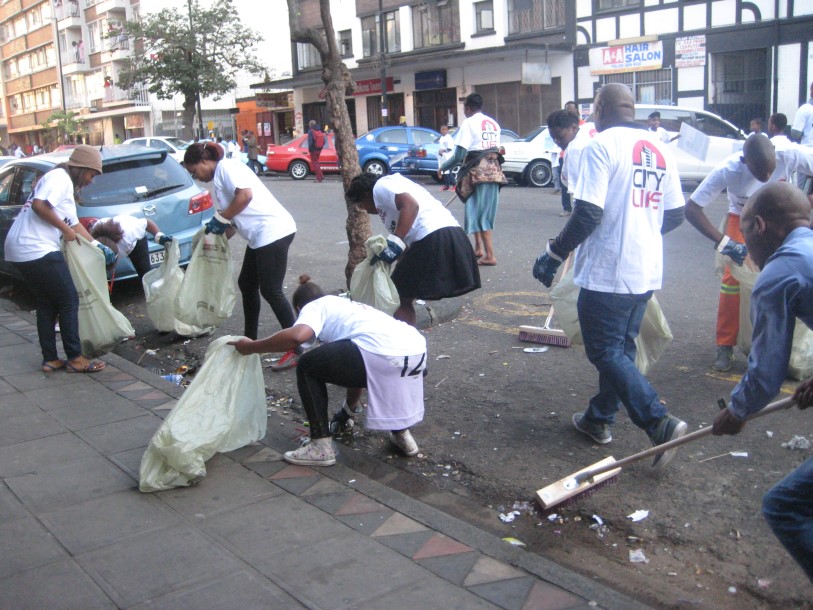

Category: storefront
[413, 70, 457, 130]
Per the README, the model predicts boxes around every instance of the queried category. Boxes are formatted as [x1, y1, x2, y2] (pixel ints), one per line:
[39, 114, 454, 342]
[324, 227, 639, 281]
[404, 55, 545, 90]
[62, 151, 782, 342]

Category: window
[19, 168, 39, 203]
[475, 1, 494, 33]
[412, 1, 460, 48]
[296, 41, 321, 70]
[412, 129, 438, 146]
[508, 0, 565, 35]
[338, 29, 352, 57]
[87, 21, 99, 53]
[601, 68, 673, 105]
[597, 0, 640, 8]
[361, 10, 400, 58]
[377, 129, 407, 144]
[0, 171, 15, 206]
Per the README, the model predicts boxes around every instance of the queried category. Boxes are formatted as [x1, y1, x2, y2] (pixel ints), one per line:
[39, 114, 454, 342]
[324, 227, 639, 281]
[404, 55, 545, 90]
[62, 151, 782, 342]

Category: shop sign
[589, 41, 663, 75]
[352, 77, 394, 96]
[675, 35, 706, 68]
[415, 70, 447, 90]
[256, 92, 293, 109]
[124, 114, 144, 129]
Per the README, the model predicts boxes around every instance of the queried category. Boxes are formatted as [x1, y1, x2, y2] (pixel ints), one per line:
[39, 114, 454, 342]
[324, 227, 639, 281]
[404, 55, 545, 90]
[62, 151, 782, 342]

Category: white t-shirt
[296, 295, 426, 357]
[212, 159, 296, 249]
[770, 134, 793, 151]
[691, 147, 813, 215]
[454, 111, 500, 152]
[4, 168, 79, 262]
[96, 215, 147, 255]
[372, 174, 458, 245]
[791, 101, 813, 146]
[438, 133, 455, 164]
[563, 122, 597, 194]
[649, 126, 671, 144]
[572, 126, 684, 294]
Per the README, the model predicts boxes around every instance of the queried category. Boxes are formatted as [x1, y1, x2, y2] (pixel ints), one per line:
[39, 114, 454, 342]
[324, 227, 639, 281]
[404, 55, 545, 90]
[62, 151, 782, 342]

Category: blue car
[355, 126, 441, 177]
[403, 129, 520, 181]
[0, 145, 215, 282]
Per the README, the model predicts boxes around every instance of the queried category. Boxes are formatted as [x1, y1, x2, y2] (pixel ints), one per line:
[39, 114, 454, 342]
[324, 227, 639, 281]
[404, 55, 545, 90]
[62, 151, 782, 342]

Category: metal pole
[378, 0, 387, 126]
[51, 10, 67, 112]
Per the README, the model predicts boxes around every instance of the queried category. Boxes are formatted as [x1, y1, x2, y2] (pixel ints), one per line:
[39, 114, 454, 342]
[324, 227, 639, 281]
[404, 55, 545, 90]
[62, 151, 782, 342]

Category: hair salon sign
[589, 41, 664, 75]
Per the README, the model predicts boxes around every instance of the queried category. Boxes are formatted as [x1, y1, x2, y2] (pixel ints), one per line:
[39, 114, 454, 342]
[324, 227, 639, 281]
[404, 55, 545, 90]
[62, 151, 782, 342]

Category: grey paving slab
[0, 482, 28, 523]
[0, 345, 41, 375]
[0, 332, 29, 347]
[0, 432, 98, 477]
[76, 412, 163, 455]
[346, 574, 500, 610]
[77, 525, 244, 608]
[23, 381, 133, 413]
[3, 369, 84, 392]
[109, 445, 147, 479]
[417, 550, 482, 586]
[47, 399, 147, 431]
[205, 494, 355, 563]
[130, 570, 306, 610]
[0, 558, 115, 610]
[0, 410, 64, 448]
[0, 516, 67, 580]
[336, 509, 395, 535]
[0, 391, 42, 418]
[5, 455, 135, 513]
[40, 489, 182, 555]
[0, 377, 18, 394]
[467, 576, 537, 610]
[154, 461, 283, 518]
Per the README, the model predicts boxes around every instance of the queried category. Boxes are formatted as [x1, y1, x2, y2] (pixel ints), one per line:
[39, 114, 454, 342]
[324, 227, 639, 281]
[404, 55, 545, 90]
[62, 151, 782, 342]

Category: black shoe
[649, 414, 688, 470]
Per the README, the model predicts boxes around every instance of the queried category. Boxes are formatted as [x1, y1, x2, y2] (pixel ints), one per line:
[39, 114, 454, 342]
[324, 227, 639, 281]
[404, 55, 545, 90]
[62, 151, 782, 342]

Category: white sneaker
[284, 438, 336, 466]
[389, 429, 419, 456]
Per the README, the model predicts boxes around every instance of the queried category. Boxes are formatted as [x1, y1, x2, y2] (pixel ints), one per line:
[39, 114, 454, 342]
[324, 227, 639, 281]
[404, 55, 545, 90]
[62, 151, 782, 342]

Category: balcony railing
[104, 85, 149, 106]
[54, 0, 82, 21]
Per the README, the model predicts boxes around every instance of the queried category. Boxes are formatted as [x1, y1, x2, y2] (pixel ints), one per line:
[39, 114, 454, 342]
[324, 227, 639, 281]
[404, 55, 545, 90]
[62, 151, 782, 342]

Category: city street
[4, 173, 812, 608]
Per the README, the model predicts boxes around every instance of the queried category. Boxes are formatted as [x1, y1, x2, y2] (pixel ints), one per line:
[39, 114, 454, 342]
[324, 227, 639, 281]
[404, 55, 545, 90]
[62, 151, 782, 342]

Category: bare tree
[287, 0, 369, 285]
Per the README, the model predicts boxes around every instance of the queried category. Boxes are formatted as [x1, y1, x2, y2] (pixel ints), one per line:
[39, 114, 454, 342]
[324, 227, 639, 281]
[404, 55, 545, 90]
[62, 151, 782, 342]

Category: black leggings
[129, 237, 151, 280]
[238, 232, 296, 340]
[296, 340, 367, 439]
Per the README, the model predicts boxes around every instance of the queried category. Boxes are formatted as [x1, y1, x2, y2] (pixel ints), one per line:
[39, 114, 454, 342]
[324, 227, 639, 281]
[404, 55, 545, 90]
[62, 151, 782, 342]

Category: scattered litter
[627, 510, 649, 522]
[547, 513, 559, 522]
[511, 501, 533, 514]
[174, 365, 193, 375]
[728, 586, 737, 594]
[145, 348, 159, 356]
[415, 299, 426, 305]
[592, 515, 604, 525]
[348, 479, 356, 484]
[502, 537, 526, 547]
[434, 376, 449, 388]
[523, 347, 548, 353]
[757, 578, 771, 589]
[782, 435, 810, 450]
[436, 354, 451, 360]
[699, 451, 744, 463]
[454, 431, 461, 435]
[730, 451, 749, 458]
[161, 373, 183, 386]
[183, 340, 191, 345]
[629, 549, 649, 564]
[499, 511, 520, 523]
[667, 572, 677, 577]
[766, 431, 773, 438]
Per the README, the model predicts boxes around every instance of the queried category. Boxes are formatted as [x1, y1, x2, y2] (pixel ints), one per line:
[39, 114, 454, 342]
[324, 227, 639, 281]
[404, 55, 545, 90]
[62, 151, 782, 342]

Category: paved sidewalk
[0, 309, 649, 610]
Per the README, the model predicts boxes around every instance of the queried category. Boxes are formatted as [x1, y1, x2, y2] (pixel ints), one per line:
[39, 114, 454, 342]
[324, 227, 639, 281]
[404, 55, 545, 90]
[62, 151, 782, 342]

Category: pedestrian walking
[3, 145, 116, 374]
[88, 215, 171, 280]
[244, 131, 261, 174]
[791, 80, 813, 190]
[439, 93, 502, 266]
[712, 181, 813, 583]
[345, 173, 481, 326]
[436, 125, 456, 191]
[229, 275, 426, 466]
[532, 83, 688, 468]
[685, 134, 813, 372]
[306, 120, 325, 182]
[767, 113, 791, 147]
[183, 142, 300, 370]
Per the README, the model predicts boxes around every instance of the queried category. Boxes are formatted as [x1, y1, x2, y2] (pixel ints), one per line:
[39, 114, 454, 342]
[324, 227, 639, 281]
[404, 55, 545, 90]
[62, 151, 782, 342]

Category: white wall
[776, 44, 801, 119]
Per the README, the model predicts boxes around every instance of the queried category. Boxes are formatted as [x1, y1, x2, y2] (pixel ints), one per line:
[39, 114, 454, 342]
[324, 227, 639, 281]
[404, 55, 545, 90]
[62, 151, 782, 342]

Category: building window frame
[474, 1, 494, 34]
[507, 0, 565, 36]
[594, 0, 641, 11]
[338, 29, 352, 58]
[412, 1, 460, 49]
[361, 10, 400, 58]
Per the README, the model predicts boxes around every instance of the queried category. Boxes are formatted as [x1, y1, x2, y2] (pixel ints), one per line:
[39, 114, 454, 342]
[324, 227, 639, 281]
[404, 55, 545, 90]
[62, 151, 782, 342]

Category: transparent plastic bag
[174, 230, 236, 334]
[349, 235, 400, 316]
[63, 236, 134, 357]
[139, 335, 267, 492]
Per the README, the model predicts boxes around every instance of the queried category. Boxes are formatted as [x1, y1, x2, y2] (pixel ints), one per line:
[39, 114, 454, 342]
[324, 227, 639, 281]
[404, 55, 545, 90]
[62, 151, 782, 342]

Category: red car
[265, 133, 340, 180]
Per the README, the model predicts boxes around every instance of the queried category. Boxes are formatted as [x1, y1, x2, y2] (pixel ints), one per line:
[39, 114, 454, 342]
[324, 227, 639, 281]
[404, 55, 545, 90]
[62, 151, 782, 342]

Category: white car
[502, 105, 747, 188]
[122, 136, 190, 164]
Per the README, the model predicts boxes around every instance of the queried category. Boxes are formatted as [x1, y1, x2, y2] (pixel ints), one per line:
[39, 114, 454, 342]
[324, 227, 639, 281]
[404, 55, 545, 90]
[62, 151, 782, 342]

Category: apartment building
[263, 0, 813, 137]
[0, 0, 148, 150]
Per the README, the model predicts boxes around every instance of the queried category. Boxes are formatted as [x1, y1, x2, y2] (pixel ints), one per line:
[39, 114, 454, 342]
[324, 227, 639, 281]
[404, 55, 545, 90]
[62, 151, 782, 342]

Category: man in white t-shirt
[685, 134, 813, 371]
[533, 83, 688, 469]
[437, 125, 456, 191]
[791, 80, 813, 190]
[647, 111, 672, 144]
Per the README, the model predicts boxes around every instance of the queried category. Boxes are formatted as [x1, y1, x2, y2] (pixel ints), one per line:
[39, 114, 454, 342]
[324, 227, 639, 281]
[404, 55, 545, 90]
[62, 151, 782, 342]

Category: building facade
[263, 0, 813, 138]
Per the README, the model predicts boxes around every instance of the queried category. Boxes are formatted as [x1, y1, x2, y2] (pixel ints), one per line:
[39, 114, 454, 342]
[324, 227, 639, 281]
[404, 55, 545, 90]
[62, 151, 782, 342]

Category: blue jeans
[762, 456, 813, 582]
[577, 288, 666, 437]
[14, 251, 82, 362]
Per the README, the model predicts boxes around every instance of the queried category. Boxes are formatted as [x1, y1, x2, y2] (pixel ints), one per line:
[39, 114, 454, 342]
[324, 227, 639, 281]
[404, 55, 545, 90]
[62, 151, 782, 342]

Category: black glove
[154, 232, 172, 246]
[205, 212, 231, 235]
[716, 235, 747, 266]
[532, 241, 563, 287]
[372, 235, 406, 265]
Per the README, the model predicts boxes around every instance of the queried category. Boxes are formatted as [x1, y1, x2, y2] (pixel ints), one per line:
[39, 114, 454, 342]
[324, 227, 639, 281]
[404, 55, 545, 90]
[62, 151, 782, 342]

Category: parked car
[265, 133, 340, 179]
[501, 126, 561, 187]
[0, 145, 215, 281]
[0, 156, 15, 169]
[356, 126, 441, 177]
[238, 151, 268, 175]
[122, 136, 190, 164]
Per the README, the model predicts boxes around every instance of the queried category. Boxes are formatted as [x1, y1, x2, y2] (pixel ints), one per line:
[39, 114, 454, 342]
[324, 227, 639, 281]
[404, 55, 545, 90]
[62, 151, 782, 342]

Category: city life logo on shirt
[480, 119, 499, 149]
[631, 140, 667, 209]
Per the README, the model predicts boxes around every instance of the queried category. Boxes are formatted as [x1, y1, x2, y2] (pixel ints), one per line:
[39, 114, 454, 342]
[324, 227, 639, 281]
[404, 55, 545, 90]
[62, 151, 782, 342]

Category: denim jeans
[577, 288, 666, 437]
[762, 456, 813, 582]
[14, 251, 82, 362]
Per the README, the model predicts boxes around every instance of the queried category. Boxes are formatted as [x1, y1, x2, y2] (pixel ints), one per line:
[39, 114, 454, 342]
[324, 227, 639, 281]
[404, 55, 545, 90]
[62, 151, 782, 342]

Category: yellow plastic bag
[63, 235, 134, 358]
[174, 230, 236, 334]
[138, 336, 267, 492]
[349, 235, 400, 316]
[549, 266, 672, 374]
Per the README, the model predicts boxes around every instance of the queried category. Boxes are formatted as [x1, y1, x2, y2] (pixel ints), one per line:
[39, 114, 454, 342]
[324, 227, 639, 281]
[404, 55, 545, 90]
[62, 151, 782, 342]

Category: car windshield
[519, 126, 546, 142]
[77, 155, 192, 207]
[163, 138, 190, 150]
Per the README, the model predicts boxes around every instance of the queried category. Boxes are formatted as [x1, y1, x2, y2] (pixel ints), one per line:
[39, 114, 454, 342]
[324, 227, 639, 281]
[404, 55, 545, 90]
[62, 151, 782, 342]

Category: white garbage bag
[139, 335, 267, 492]
[62, 235, 134, 357]
[349, 235, 400, 316]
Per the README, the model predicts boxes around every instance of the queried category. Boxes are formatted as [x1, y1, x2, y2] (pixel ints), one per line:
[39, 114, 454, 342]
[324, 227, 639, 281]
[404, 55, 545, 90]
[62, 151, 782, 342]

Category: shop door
[415, 88, 457, 130]
[366, 93, 404, 129]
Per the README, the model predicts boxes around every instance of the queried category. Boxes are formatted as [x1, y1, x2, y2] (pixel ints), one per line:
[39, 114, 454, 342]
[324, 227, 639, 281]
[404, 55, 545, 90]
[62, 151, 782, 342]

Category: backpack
[313, 129, 325, 149]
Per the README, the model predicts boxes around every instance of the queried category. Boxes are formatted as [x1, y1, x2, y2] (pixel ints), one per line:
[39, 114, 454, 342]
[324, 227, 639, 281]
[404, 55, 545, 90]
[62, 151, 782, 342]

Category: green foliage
[44, 110, 84, 141]
[118, 0, 266, 102]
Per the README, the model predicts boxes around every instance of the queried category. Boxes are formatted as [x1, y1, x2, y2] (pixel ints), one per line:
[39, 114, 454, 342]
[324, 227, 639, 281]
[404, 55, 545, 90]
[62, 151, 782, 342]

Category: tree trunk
[182, 95, 197, 141]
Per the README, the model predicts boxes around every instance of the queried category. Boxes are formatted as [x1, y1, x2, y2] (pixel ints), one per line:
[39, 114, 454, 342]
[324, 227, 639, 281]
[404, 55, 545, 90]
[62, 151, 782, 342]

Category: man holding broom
[532, 83, 688, 469]
[712, 181, 813, 582]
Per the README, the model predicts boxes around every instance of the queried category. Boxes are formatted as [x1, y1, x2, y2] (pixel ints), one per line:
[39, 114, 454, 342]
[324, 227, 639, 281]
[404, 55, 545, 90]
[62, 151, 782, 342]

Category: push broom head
[518, 325, 572, 347]
[536, 456, 621, 511]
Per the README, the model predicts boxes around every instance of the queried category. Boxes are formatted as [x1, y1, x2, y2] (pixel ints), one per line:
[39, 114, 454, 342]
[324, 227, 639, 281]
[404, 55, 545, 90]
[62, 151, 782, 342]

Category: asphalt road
[4, 172, 812, 608]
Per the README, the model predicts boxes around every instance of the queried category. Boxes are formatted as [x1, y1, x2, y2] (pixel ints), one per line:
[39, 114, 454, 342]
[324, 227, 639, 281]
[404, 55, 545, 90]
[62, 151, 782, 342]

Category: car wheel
[525, 160, 552, 188]
[289, 160, 309, 180]
[363, 159, 387, 177]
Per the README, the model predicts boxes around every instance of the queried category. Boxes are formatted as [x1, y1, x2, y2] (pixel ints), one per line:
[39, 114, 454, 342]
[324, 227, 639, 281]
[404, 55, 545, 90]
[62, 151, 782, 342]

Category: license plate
[149, 250, 165, 265]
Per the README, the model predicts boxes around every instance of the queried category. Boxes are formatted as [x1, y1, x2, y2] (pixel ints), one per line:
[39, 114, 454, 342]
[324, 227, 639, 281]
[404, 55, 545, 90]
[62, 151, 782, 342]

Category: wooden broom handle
[575, 397, 797, 482]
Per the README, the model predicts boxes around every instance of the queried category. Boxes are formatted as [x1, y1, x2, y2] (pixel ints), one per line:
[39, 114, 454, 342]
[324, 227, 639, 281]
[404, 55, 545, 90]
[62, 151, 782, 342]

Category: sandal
[41, 359, 65, 373]
[66, 359, 106, 374]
